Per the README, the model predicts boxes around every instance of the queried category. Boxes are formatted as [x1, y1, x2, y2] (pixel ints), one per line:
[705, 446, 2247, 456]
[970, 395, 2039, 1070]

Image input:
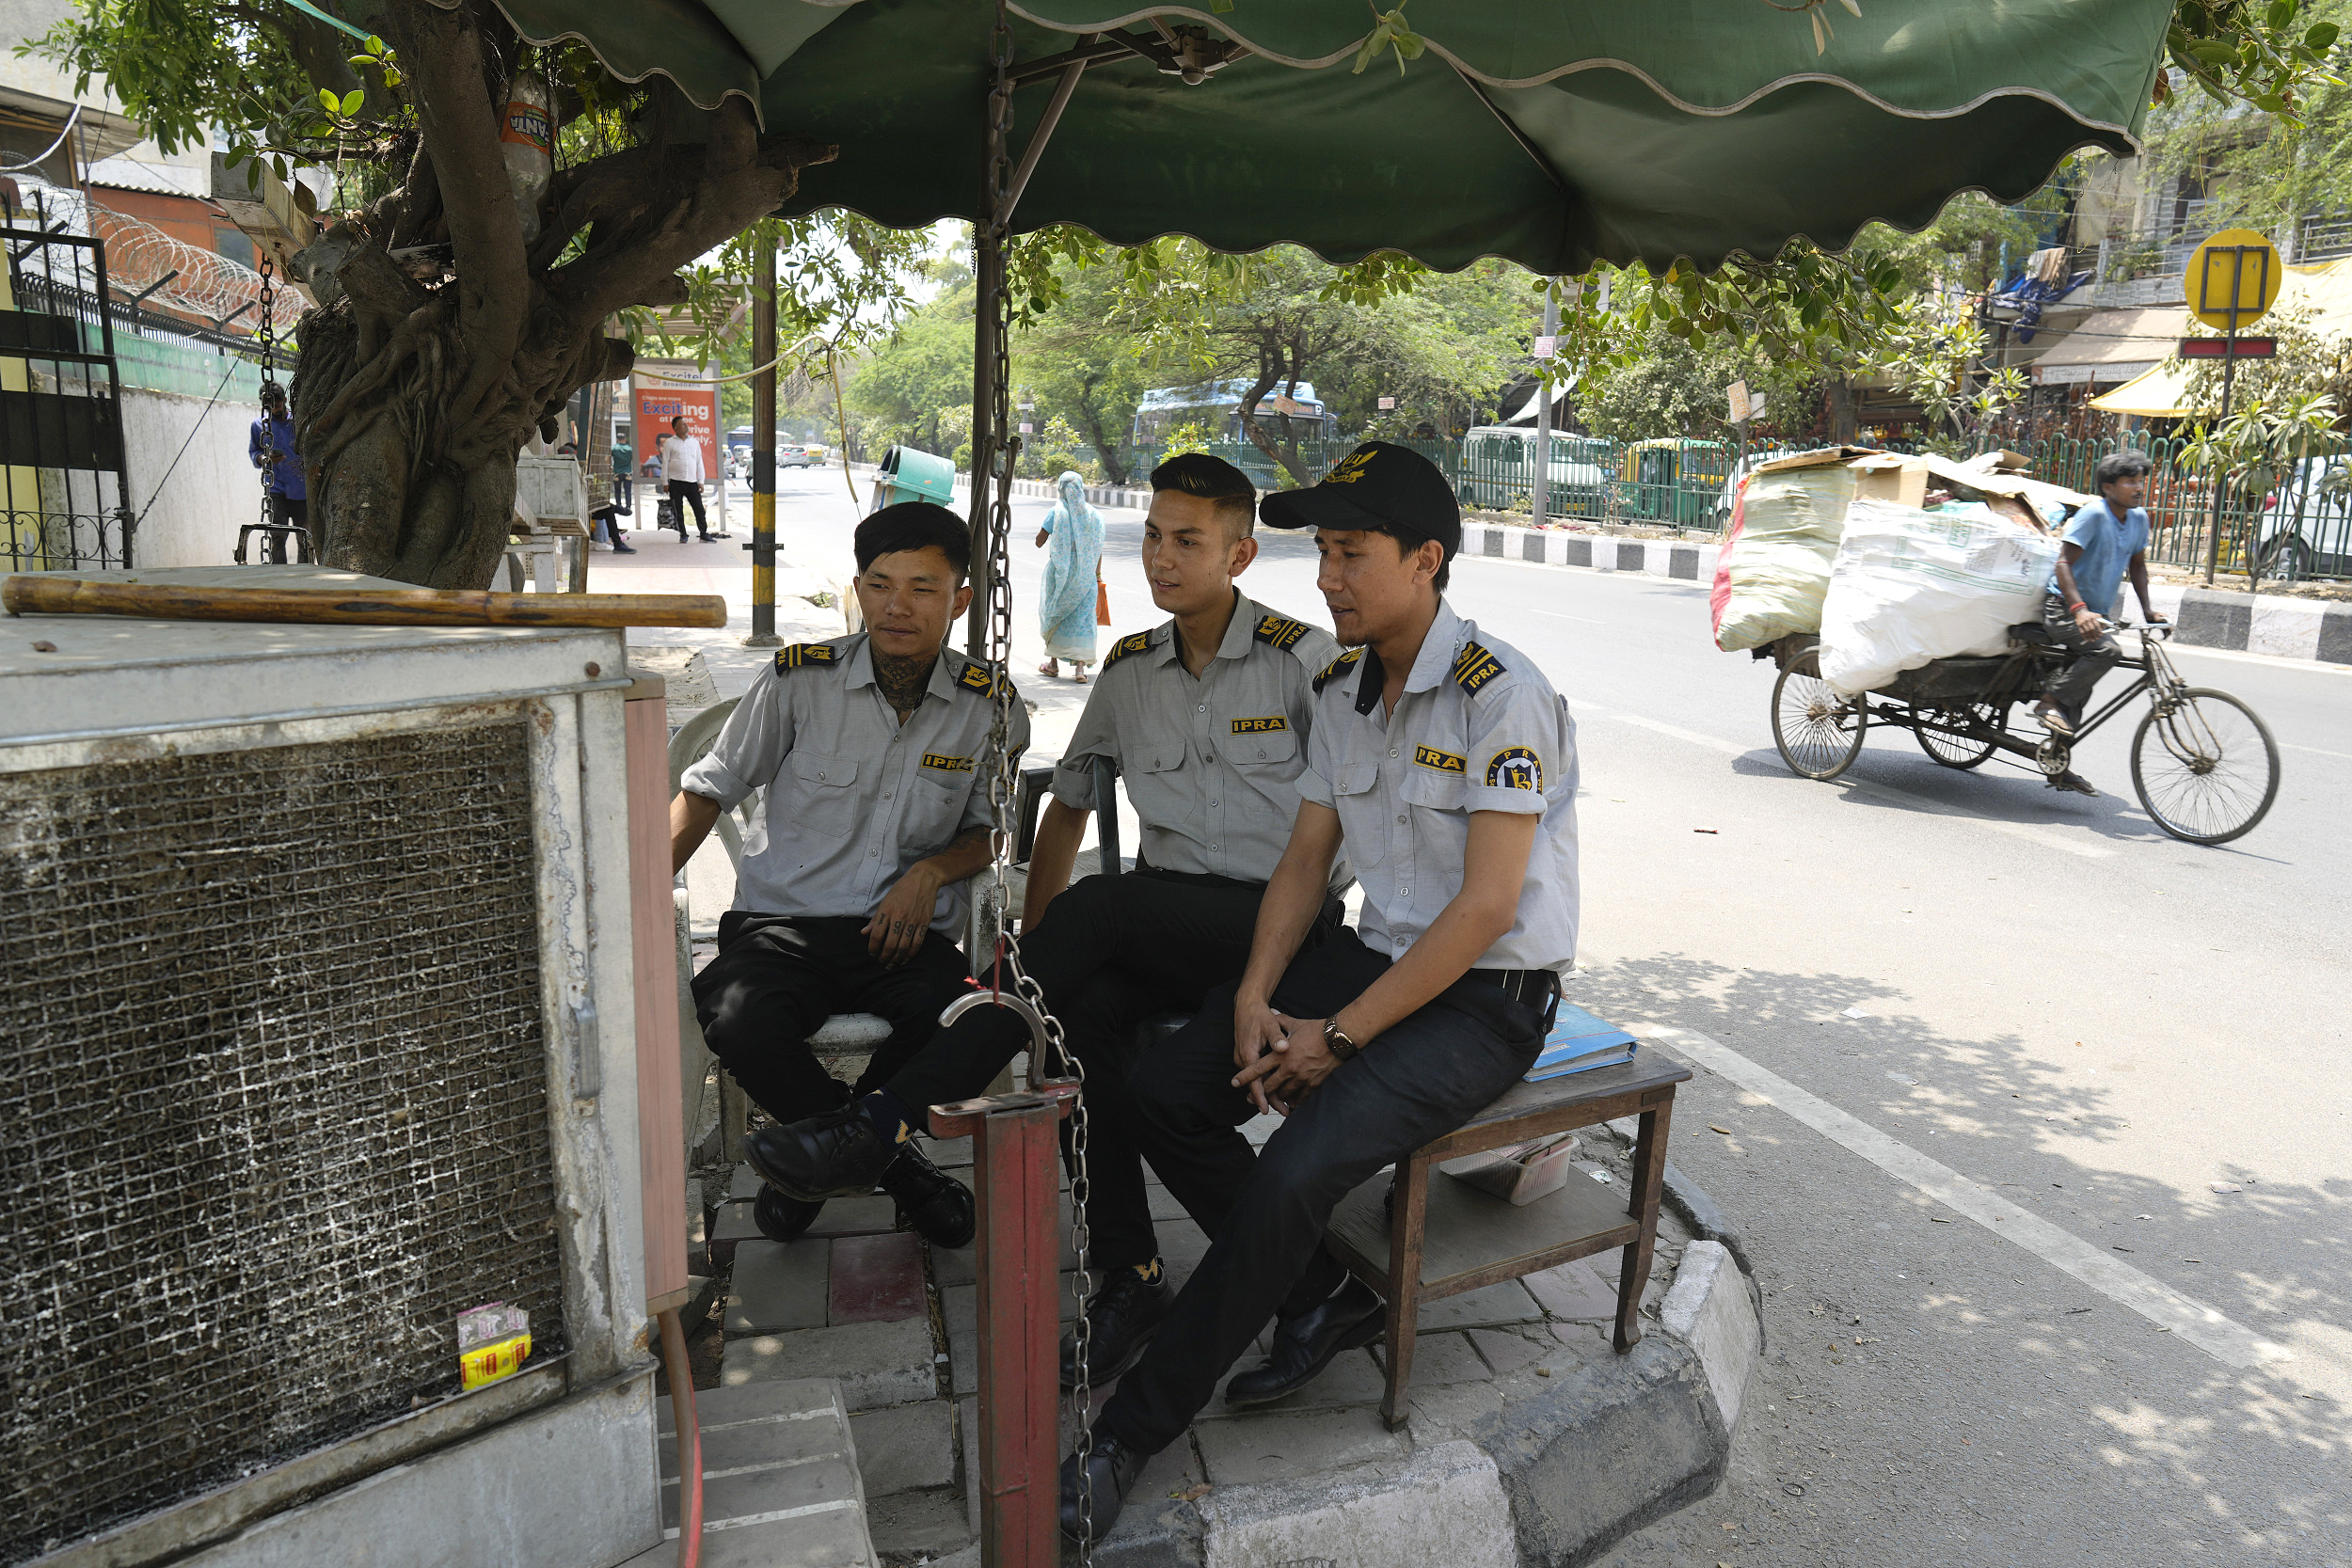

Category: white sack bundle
[1818, 499, 2060, 697]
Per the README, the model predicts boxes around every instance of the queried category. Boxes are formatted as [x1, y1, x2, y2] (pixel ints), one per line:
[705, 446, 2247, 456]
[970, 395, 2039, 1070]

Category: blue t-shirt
[248, 414, 306, 500]
[2047, 497, 2149, 614]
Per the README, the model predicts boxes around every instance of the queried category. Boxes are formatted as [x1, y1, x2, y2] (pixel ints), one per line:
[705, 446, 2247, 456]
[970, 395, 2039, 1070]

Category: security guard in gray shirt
[674, 503, 1030, 1249]
[751, 453, 1341, 1389]
[1061, 441, 1579, 1542]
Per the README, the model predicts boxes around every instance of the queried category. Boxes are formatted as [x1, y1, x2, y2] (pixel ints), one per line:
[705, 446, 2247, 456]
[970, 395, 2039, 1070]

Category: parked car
[778, 443, 820, 469]
[1456, 427, 1610, 517]
[2257, 453, 2352, 578]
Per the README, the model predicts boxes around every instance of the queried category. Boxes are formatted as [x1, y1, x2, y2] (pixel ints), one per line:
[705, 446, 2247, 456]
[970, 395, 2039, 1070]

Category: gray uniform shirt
[679, 634, 1030, 934]
[1301, 600, 1580, 972]
[1050, 591, 1339, 884]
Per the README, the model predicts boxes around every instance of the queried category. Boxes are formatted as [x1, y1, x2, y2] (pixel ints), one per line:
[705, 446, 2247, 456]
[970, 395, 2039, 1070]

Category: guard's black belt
[1468, 968, 1563, 1006]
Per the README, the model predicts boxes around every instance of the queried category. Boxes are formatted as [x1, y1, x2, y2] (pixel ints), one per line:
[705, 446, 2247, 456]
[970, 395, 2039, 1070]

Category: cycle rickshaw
[1766, 619, 2280, 845]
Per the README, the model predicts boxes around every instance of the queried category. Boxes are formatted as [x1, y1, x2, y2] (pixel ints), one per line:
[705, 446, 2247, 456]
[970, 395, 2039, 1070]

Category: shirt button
[882, 792, 892, 800]
[817, 771, 827, 780]
[1204, 752, 1216, 763]
[1258, 750, 1267, 759]
[1210, 800, 1218, 808]
[1400, 886, 1411, 897]
[1396, 814, 1406, 825]
[869, 848, 879, 857]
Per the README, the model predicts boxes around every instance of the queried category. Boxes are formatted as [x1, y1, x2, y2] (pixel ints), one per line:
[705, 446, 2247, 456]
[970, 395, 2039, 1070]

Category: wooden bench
[1323, 1053, 1692, 1429]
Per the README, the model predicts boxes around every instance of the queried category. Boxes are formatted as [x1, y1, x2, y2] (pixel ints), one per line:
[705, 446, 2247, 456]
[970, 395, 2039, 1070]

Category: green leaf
[339, 87, 363, 117]
[317, 87, 338, 112]
[2307, 22, 2338, 48]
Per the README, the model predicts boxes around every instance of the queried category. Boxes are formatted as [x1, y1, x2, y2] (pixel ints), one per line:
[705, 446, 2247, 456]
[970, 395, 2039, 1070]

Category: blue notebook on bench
[1527, 1001, 1637, 1082]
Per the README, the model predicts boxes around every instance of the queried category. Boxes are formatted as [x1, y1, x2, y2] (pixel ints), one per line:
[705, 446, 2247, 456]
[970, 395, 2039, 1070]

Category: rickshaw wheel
[1772, 652, 1867, 781]
[2130, 688, 2280, 845]
[1913, 701, 2004, 770]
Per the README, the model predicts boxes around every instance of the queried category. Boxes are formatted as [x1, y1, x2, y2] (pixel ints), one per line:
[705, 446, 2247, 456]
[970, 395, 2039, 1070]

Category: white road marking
[1643, 1022, 2294, 1370]
[1574, 704, 2116, 860]
[2282, 741, 2352, 761]
[665, 1498, 860, 1538]
[2169, 641, 2352, 674]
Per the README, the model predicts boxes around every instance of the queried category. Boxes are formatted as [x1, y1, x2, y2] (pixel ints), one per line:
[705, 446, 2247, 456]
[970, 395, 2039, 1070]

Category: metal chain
[237, 258, 281, 565]
[978, 1, 1095, 1556]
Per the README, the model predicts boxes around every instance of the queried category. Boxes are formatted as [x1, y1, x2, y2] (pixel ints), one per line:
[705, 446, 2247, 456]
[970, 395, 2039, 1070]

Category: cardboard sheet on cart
[1712, 448, 2087, 653]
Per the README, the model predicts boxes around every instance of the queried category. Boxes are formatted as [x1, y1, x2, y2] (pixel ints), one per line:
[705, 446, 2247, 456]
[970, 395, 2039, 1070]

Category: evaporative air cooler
[1, 567, 687, 1568]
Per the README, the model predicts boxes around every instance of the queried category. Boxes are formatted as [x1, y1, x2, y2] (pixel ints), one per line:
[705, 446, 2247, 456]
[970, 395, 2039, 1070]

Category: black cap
[1259, 440, 1461, 559]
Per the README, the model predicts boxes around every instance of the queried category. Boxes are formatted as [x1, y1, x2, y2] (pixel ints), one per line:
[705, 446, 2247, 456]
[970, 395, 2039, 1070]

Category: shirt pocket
[1331, 760, 1384, 864]
[1397, 764, 1466, 815]
[907, 763, 970, 842]
[788, 751, 861, 839]
[1228, 726, 1300, 769]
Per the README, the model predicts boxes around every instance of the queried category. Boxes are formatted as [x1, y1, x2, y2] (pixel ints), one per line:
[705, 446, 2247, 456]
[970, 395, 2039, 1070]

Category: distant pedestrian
[1035, 470, 1104, 682]
[247, 382, 307, 562]
[661, 417, 714, 542]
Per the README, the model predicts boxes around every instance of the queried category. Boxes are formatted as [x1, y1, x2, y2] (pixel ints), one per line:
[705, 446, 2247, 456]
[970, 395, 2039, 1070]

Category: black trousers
[884, 870, 1285, 1272]
[670, 480, 709, 536]
[2042, 591, 2122, 714]
[691, 912, 970, 1125]
[1096, 928, 1545, 1455]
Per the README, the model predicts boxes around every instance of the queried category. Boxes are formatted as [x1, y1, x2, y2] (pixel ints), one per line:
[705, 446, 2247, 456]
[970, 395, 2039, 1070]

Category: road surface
[614, 466, 2351, 1566]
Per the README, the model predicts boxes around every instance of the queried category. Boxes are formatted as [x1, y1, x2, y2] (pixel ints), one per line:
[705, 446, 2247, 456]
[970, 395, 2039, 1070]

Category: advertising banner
[632, 361, 720, 487]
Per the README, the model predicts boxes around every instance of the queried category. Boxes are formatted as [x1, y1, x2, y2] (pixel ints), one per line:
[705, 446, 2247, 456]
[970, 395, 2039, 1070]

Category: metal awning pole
[747, 228, 782, 648]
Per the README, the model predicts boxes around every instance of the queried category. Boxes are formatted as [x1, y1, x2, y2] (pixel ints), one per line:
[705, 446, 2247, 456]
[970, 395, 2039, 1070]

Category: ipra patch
[1231, 715, 1290, 735]
[1413, 745, 1465, 773]
[1485, 746, 1541, 790]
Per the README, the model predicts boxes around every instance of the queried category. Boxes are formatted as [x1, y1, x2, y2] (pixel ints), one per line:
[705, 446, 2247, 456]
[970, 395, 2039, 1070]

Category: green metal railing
[2026, 433, 2352, 582]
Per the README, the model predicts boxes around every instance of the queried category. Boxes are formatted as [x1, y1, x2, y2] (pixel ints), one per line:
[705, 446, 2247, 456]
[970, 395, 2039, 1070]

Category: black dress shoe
[1222, 1276, 1387, 1407]
[879, 1144, 975, 1248]
[754, 1182, 824, 1243]
[1057, 1433, 1150, 1544]
[746, 1106, 896, 1201]
[1060, 1267, 1172, 1389]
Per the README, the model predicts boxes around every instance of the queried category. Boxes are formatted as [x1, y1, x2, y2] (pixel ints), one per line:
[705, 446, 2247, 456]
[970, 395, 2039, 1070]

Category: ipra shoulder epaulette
[955, 657, 1006, 698]
[1312, 645, 1364, 694]
[774, 642, 839, 673]
[1251, 613, 1311, 654]
[1102, 630, 1154, 669]
[1452, 639, 1506, 695]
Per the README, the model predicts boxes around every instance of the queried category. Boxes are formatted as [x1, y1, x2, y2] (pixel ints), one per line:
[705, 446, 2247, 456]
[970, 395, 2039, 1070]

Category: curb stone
[939, 1221, 1760, 1568]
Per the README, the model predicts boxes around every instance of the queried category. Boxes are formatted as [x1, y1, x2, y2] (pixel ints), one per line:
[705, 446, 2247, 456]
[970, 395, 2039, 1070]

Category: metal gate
[2, 219, 133, 572]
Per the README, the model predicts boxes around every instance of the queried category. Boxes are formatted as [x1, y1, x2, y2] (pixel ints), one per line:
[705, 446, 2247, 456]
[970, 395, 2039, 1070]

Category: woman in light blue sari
[1032, 469, 1104, 682]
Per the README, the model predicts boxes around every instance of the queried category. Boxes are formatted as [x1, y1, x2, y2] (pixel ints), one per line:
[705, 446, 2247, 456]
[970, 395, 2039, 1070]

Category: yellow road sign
[2187, 229, 2282, 333]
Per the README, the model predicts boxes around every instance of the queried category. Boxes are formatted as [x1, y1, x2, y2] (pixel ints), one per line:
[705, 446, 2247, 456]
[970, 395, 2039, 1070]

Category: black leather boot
[1222, 1275, 1386, 1406]
[1057, 1432, 1150, 1544]
[879, 1144, 976, 1249]
[1060, 1265, 1173, 1389]
[746, 1104, 897, 1201]
[753, 1183, 824, 1243]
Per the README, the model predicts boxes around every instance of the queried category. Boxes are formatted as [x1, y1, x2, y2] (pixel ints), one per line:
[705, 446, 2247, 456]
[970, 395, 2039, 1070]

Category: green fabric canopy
[495, 0, 2175, 272]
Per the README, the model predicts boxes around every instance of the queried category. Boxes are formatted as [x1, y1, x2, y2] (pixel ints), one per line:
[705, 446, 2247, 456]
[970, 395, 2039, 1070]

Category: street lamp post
[1531, 277, 1559, 529]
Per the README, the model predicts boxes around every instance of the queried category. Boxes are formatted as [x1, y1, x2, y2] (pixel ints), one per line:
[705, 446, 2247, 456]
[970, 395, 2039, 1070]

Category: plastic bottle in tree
[499, 71, 553, 245]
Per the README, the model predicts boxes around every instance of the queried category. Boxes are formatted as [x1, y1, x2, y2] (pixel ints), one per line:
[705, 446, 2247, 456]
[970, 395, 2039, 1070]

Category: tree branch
[385, 0, 530, 427]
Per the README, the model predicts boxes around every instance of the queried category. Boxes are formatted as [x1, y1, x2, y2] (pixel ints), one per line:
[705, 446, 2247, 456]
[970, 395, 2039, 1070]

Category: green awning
[496, 0, 2173, 272]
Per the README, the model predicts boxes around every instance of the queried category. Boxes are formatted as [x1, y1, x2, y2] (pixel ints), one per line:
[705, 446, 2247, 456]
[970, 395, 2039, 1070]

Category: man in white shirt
[660, 416, 713, 542]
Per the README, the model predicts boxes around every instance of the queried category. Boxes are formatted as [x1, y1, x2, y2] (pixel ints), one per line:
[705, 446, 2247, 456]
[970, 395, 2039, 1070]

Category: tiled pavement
[702, 1119, 1689, 1564]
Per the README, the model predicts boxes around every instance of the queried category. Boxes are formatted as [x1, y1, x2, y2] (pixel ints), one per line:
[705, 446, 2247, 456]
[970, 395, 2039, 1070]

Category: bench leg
[1615, 1092, 1676, 1353]
[1379, 1152, 1432, 1431]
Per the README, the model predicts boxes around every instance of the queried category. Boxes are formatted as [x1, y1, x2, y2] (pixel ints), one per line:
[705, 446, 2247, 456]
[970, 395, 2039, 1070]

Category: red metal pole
[930, 1083, 1077, 1568]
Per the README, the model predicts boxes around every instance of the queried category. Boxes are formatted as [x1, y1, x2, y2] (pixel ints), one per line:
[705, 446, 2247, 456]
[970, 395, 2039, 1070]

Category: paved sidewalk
[703, 1107, 1708, 1566]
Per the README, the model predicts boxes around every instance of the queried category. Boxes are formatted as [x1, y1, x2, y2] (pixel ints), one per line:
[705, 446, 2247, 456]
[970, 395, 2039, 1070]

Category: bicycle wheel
[1913, 701, 2004, 770]
[1772, 654, 1867, 781]
[2129, 689, 2280, 845]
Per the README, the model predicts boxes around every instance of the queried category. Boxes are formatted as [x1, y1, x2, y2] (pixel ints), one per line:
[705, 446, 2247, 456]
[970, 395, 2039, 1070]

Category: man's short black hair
[260, 383, 286, 406]
[856, 501, 971, 580]
[2095, 451, 2153, 489]
[1152, 451, 1257, 536]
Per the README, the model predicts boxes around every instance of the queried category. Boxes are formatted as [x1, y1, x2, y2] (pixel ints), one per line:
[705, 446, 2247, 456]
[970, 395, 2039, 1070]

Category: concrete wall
[122, 381, 266, 568]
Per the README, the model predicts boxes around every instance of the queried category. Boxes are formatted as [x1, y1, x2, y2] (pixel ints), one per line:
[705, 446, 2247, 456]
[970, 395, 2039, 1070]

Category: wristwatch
[1323, 1017, 1360, 1062]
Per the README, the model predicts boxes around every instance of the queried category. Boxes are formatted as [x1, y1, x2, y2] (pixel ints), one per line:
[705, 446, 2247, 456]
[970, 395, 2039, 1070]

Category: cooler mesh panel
[0, 720, 565, 1562]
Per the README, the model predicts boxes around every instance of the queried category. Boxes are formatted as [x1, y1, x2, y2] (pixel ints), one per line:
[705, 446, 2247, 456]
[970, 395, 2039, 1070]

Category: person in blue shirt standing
[247, 383, 308, 562]
[2036, 451, 2168, 783]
